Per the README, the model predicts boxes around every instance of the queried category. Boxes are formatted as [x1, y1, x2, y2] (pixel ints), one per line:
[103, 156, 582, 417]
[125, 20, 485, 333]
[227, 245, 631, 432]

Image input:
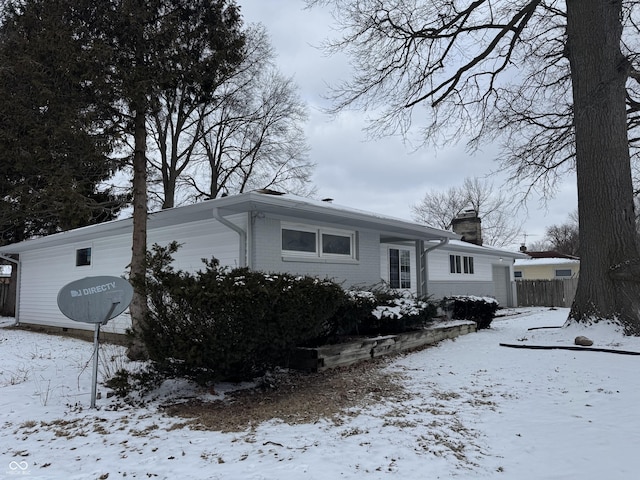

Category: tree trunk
[127, 106, 150, 359]
[162, 174, 176, 209]
[566, 0, 640, 333]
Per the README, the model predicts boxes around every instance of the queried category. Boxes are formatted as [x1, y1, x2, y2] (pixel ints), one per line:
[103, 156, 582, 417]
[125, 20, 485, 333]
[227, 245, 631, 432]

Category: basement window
[76, 247, 92, 267]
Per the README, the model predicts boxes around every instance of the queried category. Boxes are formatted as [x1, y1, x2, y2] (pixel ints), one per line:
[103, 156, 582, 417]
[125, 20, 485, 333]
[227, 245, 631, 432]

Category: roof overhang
[0, 192, 459, 254]
[429, 239, 529, 259]
[213, 193, 459, 242]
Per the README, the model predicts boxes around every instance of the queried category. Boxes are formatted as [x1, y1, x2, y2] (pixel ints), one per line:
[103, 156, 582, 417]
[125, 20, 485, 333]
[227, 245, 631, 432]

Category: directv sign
[70, 280, 119, 298]
[57, 276, 134, 324]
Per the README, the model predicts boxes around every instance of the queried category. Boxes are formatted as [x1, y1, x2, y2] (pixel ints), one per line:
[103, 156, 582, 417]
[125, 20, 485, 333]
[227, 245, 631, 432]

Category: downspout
[0, 253, 20, 326]
[212, 208, 248, 268]
[419, 237, 450, 297]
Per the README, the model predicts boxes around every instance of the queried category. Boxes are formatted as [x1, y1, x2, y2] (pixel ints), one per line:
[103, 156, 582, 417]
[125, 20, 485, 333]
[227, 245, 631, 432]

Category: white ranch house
[0, 191, 525, 334]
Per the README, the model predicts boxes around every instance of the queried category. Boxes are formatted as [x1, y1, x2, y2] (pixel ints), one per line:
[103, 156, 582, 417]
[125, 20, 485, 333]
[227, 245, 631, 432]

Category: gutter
[419, 237, 450, 297]
[424, 237, 450, 254]
[212, 207, 248, 268]
[0, 253, 20, 326]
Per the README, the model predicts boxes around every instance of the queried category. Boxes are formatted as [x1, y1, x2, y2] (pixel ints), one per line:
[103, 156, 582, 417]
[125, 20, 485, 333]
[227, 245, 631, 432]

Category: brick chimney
[451, 210, 483, 246]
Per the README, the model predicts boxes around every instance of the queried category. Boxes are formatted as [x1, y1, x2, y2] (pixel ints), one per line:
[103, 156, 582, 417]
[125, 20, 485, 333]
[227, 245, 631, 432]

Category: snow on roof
[514, 257, 580, 266]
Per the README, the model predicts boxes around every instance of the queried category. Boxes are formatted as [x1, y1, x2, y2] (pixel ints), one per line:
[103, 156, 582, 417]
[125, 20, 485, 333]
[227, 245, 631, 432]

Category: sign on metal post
[57, 276, 134, 408]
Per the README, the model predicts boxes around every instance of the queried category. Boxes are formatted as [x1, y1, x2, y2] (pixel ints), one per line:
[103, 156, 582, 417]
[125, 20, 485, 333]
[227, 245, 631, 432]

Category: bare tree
[188, 26, 314, 201]
[546, 224, 579, 257]
[526, 238, 551, 252]
[545, 211, 580, 256]
[309, 0, 640, 333]
[147, 89, 204, 210]
[412, 186, 468, 231]
[524, 211, 579, 255]
[412, 177, 521, 247]
[147, 25, 315, 208]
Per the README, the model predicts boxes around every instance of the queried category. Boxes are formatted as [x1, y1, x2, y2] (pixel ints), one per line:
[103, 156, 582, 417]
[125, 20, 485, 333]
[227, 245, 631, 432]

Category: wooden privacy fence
[516, 278, 579, 308]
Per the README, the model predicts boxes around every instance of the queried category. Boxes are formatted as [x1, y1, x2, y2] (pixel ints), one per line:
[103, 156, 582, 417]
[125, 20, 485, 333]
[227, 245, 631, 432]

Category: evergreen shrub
[366, 287, 437, 334]
[136, 244, 441, 384]
[326, 290, 378, 338]
[338, 284, 437, 335]
[442, 295, 499, 329]
[140, 243, 345, 383]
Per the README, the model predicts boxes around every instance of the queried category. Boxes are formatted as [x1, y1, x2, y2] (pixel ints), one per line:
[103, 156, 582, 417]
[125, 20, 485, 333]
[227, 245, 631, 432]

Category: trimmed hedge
[139, 243, 345, 383]
[134, 244, 439, 384]
[335, 284, 437, 336]
[442, 295, 499, 329]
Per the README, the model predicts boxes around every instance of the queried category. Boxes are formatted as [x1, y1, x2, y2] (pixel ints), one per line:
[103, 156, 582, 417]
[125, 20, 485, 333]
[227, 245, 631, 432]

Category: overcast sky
[238, 0, 578, 250]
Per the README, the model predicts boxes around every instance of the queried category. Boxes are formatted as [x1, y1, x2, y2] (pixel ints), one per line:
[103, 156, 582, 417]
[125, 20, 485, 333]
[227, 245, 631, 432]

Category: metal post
[90, 301, 120, 409]
[90, 322, 100, 409]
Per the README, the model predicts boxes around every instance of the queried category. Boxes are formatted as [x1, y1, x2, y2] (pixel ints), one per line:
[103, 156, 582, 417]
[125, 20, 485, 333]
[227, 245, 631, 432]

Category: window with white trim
[449, 254, 474, 274]
[514, 271, 523, 278]
[282, 224, 355, 259]
[282, 228, 316, 253]
[322, 232, 352, 255]
[389, 248, 411, 289]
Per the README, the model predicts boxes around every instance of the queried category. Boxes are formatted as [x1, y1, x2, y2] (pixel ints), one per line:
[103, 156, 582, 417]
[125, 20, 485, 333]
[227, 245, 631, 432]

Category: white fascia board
[0, 191, 459, 254]
[433, 239, 528, 259]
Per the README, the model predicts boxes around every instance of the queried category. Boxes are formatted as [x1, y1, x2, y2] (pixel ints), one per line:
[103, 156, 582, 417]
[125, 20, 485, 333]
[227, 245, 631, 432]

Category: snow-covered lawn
[1, 308, 639, 479]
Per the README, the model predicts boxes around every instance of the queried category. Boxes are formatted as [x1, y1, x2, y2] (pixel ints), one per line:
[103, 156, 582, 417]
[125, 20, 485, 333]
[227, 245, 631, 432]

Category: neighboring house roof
[524, 251, 579, 260]
[0, 191, 461, 254]
[514, 257, 580, 267]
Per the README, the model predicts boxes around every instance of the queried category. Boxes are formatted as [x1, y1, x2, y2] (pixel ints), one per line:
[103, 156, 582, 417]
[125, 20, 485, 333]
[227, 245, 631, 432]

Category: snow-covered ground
[1, 308, 639, 479]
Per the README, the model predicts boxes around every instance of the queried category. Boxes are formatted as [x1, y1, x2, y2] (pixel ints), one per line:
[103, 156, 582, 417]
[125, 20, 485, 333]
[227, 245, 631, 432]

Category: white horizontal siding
[149, 215, 244, 271]
[427, 280, 496, 301]
[251, 215, 381, 289]
[18, 241, 129, 332]
[427, 249, 493, 282]
[16, 214, 246, 334]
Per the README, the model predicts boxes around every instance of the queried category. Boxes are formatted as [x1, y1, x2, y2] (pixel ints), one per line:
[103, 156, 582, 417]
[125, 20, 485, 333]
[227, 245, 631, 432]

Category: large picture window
[389, 248, 411, 289]
[282, 224, 355, 260]
[282, 228, 316, 253]
[322, 233, 352, 256]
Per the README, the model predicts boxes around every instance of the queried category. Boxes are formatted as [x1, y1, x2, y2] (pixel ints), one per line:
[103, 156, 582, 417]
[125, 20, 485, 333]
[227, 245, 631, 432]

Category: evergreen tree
[0, 0, 246, 358]
[0, 0, 127, 245]
[90, 0, 246, 359]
